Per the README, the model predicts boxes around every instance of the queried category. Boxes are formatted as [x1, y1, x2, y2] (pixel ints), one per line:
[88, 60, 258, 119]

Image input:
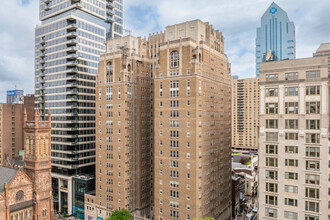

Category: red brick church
[0, 110, 54, 220]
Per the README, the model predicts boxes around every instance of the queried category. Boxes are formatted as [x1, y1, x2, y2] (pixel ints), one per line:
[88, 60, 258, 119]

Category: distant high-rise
[34, 0, 123, 216]
[231, 78, 259, 152]
[6, 90, 24, 104]
[256, 2, 295, 77]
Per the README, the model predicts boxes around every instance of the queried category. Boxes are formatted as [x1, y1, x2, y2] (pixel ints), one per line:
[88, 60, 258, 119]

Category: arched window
[16, 190, 24, 202]
[107, 62, 113, 76]
[171, 51, 179, 68]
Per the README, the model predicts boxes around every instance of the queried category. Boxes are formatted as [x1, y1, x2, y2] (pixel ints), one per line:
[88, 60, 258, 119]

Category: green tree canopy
[107, 209, 131, 220]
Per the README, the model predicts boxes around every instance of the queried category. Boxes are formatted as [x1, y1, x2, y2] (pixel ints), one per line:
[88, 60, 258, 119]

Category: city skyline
[1, 0, 330, 101]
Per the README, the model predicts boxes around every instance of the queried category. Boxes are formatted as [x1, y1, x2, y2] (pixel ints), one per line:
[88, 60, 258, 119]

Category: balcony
[71, 0, 80, 2]
[44, 6, 50, 11]
[39, 46, 46, 51]
[67, 24, 78, 31]
[106, 9, 114, 15]
[40, 39, 46, 45]
[67, 46, 77, 53]
[106, 2, 114, 8]
[67, 68, 78, 73]
[67, 39, 77, 46]
[67, 61, 78, 67]
[67, 32, 77, 39]
[67, 75, 78, 80]
[105, 17, 114, 23]
[74, 3, 82, 9]
[44, 0, 51, 4]
[67, 54, 78, 60]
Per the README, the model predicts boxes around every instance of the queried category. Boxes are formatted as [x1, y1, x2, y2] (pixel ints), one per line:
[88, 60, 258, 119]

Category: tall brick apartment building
[85, 20, 232, 220]
[0, 110, 54, 220]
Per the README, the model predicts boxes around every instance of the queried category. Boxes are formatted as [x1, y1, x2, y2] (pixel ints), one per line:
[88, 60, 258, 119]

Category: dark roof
[0, 167, 18, 193]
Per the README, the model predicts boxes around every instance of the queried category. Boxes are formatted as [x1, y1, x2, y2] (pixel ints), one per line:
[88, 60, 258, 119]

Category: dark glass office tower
[34, 0, 123, 217]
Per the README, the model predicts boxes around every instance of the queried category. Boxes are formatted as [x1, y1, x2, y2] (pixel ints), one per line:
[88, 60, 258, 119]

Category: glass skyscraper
[34, 0, 123, 217]
[256, 2, 295, 77]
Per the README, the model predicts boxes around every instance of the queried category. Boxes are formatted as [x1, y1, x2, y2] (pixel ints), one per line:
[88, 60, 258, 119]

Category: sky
[0, 0, 329, 102]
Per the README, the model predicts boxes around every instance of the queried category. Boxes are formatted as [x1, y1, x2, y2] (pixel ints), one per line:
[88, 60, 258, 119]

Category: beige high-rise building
[85, 20, 232, 220]
[0, 95, 35, 165]
[231, 78, 259, 152]
[154, 20, 232, 220]
[258, 48, 330, 219]
[85, 35, 155, 219]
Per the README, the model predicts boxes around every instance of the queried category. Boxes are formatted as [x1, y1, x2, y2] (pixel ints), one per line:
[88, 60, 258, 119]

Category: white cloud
[0, 0, 39, 102]
[124, 0, 330, 78]
[0, 0, 329, 103]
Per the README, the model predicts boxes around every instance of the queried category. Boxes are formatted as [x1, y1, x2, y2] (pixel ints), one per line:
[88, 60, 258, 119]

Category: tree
[239, 157, 249, 164]
[107, 209, 131, 220]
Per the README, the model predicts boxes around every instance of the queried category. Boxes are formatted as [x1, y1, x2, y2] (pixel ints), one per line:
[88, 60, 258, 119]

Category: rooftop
[0, 167, 18, 193]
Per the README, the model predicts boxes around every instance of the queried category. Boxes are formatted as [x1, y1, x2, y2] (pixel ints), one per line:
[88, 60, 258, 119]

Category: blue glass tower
[34, 0, 123, 217]
[256, 2, 295, 77]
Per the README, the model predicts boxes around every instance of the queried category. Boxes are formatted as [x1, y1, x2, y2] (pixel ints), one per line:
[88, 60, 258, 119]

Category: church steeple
[23, 110, 54, 219]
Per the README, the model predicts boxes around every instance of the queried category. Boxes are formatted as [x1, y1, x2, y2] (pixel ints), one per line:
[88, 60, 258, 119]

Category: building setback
[231, 78, 259, 152]
[258, 49, 329, 219]
[34, 0, 123, 216]
[256, 2, 295, 77]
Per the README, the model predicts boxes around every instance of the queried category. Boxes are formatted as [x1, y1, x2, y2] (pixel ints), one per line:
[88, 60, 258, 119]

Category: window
[117, 86, 120, 99]
[306, 147, 320, 157]
[265, 103, 278, 114]
[170, 120, 179, 128]
[186, 80, 190, 96]
[170, 110, 179, 118]
[305, 133, 320, 144]
[306, 102, 320, 114]
[306, 86, 320, 95]
[159, 82, 163, 97]
[265, 195, 277, 205]
[107, 62, 113, 76]
[266, 145, 278, 154]
[265, 170, 278, 180]
[171, 51, 179, 68]
[170, 100, 179, 107]
[285, 172, 298, 180]
[285, 198, 298, 207]
[285, 159, 298, 167]
[305, 174, 320, 185]
[306, 120, 320, 130]
[266, 157, 278, 167]
[170, 80, 179, 97]
[305, 214, 319, 220]
[285, 87, 298, 96]
[306, 160, 320, 171]
[170, 181, 179, 188]
[285, 72, 298, 80]
[284, 211, 298, 219]
[170, 190, 179, 198]
[285, 133, 298, 140]
[266, 132, 278, 141]
[266, 119, 278, 128]
[106, 86, 113, 100]
[265, 208, 277, 218]
[170, 210, 179, 218]
[305, 201, 319, 212]
[266, 88, 278, 97]
[285, 146, 298, 154]
[170, 151, 179, 158]
[285, 185, 298, 193]
[170, 131, 179, 138]
[285, 120, 298, 129]
[306, 70, 320, 79]
[305, 187, 319, 199]
[285, 102, 299, 114]
[266, 74, 278, 81]
[266, 182, 278, 192]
